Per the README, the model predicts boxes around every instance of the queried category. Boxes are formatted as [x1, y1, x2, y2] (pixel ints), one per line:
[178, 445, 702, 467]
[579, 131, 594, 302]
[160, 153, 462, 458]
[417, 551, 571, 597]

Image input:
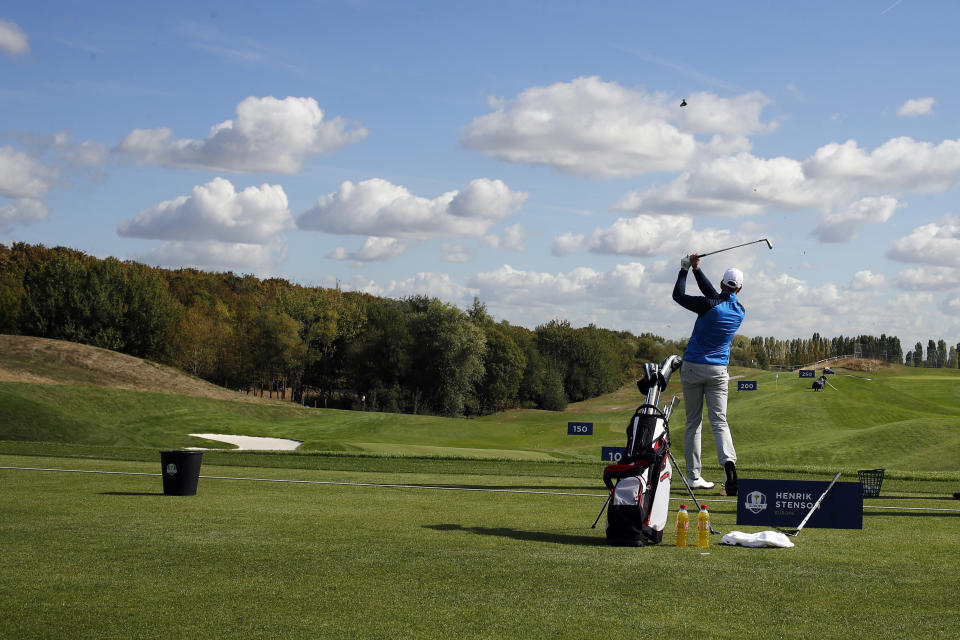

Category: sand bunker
[188, 433, 302, 451]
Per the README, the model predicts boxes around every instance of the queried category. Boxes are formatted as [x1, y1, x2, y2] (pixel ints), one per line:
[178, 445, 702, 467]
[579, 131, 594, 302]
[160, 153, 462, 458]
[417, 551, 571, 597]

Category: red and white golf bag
[603, 356, 680, 546]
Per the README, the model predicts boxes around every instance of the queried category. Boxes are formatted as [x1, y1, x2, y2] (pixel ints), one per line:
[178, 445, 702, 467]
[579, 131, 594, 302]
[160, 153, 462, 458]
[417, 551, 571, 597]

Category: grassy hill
[2, 335, 959, 475]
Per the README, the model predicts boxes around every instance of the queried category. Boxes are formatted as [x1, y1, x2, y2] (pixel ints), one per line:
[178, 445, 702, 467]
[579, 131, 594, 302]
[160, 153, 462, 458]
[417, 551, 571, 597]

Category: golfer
[672, 254, 743, 496]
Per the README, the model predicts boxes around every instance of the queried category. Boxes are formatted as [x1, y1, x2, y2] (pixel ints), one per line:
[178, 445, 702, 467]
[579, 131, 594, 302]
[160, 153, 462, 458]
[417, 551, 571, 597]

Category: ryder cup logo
[745, 491, 768, 514]
[165, 463, 178, 475]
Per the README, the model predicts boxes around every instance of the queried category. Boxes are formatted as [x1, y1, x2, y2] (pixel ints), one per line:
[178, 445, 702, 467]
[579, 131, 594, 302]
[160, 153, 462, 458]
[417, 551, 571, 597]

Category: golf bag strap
[634, 404, 665, 418]
[602, 462, 650, 491]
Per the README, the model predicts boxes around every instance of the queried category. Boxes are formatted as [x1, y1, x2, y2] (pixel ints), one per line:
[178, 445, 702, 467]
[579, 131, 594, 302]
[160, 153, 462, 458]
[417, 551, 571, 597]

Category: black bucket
[160, 450, 203, 496]
[857, 468, 885, 498]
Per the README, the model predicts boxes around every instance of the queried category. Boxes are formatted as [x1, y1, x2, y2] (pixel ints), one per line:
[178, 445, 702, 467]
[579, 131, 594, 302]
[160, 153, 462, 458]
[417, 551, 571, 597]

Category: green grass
[3, 360, 960, 473]
[3, 350, 960, 638]
[1, 454, 958, 639]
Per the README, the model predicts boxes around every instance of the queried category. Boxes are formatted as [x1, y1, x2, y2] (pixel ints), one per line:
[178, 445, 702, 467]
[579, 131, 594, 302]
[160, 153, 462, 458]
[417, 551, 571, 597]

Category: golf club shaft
[667, 448, 721, 534]
[696, 238, 771, 258]
[794, 471, 841, 533]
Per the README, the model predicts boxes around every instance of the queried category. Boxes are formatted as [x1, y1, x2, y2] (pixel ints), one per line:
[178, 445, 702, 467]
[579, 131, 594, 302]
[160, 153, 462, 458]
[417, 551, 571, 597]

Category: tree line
[2, 243, 954, 417]
[0, 243, 640, 415]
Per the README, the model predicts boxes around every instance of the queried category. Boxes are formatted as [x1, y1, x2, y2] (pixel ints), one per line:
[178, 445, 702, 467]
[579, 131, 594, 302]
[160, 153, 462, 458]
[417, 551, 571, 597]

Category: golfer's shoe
[689, 477, 714, 489]
[724, 461, 739, 497]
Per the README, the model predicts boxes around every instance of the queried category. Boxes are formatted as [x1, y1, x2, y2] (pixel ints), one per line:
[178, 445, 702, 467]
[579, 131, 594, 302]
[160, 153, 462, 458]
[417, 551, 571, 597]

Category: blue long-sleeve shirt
[672, 268, 745, 366]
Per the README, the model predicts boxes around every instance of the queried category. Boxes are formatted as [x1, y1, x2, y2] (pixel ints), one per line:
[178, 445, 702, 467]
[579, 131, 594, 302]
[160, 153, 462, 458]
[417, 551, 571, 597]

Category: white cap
[722, 267, 743, 289]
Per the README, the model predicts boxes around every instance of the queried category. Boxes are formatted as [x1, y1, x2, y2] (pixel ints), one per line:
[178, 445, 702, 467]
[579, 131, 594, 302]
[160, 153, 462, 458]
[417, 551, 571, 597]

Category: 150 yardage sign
[567, 422, 593, 435]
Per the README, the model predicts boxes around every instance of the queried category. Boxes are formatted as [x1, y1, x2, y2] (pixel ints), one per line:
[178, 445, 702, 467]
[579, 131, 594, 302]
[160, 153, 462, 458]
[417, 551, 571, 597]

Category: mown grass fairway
[3, 358, 960, 472]
[1, 454, 958, 639]
[2, 338, 960, 638]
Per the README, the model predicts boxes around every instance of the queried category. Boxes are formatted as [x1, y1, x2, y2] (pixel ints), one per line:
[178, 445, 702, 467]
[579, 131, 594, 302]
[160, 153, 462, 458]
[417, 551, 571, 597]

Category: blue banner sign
[737, 380, 757, 391]
[736, 478, 862, 529]
[601, 446, 626, 462]
[798, 369, 815, 378]
[567, 422, 593, 435]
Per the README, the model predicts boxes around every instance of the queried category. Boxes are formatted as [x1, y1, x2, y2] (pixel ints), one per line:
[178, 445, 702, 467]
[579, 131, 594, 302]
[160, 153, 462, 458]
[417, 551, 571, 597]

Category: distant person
[672, 254, 744, 496]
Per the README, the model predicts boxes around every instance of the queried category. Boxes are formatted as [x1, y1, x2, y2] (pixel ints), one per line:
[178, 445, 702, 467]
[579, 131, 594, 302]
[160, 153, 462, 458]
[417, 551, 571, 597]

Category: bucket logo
[745, 491, 767, 514]
[166, 463, 178, 475]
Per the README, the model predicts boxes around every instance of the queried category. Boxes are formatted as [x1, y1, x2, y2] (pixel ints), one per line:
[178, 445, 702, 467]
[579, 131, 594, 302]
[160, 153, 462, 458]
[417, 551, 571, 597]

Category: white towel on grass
[720, 530, 795, 548]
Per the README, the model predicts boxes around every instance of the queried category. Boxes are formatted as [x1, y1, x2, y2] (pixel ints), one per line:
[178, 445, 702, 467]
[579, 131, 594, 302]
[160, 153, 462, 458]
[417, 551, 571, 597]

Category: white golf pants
[681, 361, 737, 481]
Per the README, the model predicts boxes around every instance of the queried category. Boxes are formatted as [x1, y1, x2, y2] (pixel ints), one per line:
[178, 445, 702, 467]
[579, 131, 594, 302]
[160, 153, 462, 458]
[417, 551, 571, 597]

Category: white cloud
[484, 224, 527, 251]
[890, 291, 935, 314]
[677, 90, 777, 137]
[325, 260, 948, 355]
[449, 178, 527, 220]
[469, 262, 649, 306]
[297, 178, 527, 240]
[346, 272, 476, 308]
[460, 76, 775, 178]
[135, 240, 282, 274]
[583, 215, 695, 256]
[0, 197, 48, 233]
[499, 224, 527, 251]
[0, 146, 56, 230]
[612, 136, 960, 228]
[50, 131, 110, 171]
[551, 232, 586, 256]
[804, 137, 960, 193]
[896, 266, 960, 291]
[941, 295, 960, 316]
[0, 19, 29, 56]
[118, 177, 292, 244]
[897, 97, 935, 117]
[849, 270, 886, 291]
[0, 146, 57, 199]
[441, 243, 472, 263]
[116, 96, 368, 173]
[886, 215, 960, 268]
[614, 153, 820, 216]
[811, 196, 899, 243]
[553, 214, 753, 259]
[328, 236, 408, 263]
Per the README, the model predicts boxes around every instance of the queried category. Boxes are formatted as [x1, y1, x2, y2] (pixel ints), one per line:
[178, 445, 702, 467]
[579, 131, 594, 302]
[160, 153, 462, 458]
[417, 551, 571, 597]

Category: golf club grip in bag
[603, 407, 672, 546]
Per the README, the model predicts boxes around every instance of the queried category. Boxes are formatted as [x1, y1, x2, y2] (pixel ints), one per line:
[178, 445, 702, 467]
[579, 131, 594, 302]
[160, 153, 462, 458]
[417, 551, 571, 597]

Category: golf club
[592, 359, 681, 530]
[779, 471, 842, 536]
[660, 395, 722, 535]
[695, 238, 773, 258]
[666, 448, 721, 535]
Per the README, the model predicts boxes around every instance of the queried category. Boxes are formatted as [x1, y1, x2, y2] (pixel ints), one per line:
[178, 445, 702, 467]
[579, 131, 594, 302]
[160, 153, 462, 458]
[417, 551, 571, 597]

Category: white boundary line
[3, 466, 960, 512]
[0, 466, 599, 497]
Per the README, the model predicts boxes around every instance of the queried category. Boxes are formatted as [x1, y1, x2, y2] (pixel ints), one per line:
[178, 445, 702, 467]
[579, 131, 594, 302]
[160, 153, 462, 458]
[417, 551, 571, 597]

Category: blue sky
[2, 1, 959, 355]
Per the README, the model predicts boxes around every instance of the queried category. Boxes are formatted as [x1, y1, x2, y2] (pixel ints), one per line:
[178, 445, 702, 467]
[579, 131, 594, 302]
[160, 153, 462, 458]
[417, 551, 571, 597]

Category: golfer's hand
[690, 254, 701, 270]
[680, 255, 692, 270]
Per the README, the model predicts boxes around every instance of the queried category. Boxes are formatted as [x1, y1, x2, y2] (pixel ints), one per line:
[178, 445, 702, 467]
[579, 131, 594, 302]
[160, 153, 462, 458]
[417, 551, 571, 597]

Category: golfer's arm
[693, 267, 718, 297]
[672, 270, 711, 314]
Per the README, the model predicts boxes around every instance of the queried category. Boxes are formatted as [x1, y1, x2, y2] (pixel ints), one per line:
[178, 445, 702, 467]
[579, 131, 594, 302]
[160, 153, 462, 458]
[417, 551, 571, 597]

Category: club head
[764, 238, 773, 249]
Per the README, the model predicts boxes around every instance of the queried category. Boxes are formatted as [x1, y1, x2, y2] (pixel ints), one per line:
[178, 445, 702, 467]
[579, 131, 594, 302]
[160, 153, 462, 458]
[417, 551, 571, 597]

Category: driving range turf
[2, 340, 959, 638]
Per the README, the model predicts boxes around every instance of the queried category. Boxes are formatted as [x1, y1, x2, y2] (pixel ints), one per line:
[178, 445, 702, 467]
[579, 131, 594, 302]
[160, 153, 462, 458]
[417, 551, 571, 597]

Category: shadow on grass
[99, 491, 166, 496]
[424, 523, 607, 546]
